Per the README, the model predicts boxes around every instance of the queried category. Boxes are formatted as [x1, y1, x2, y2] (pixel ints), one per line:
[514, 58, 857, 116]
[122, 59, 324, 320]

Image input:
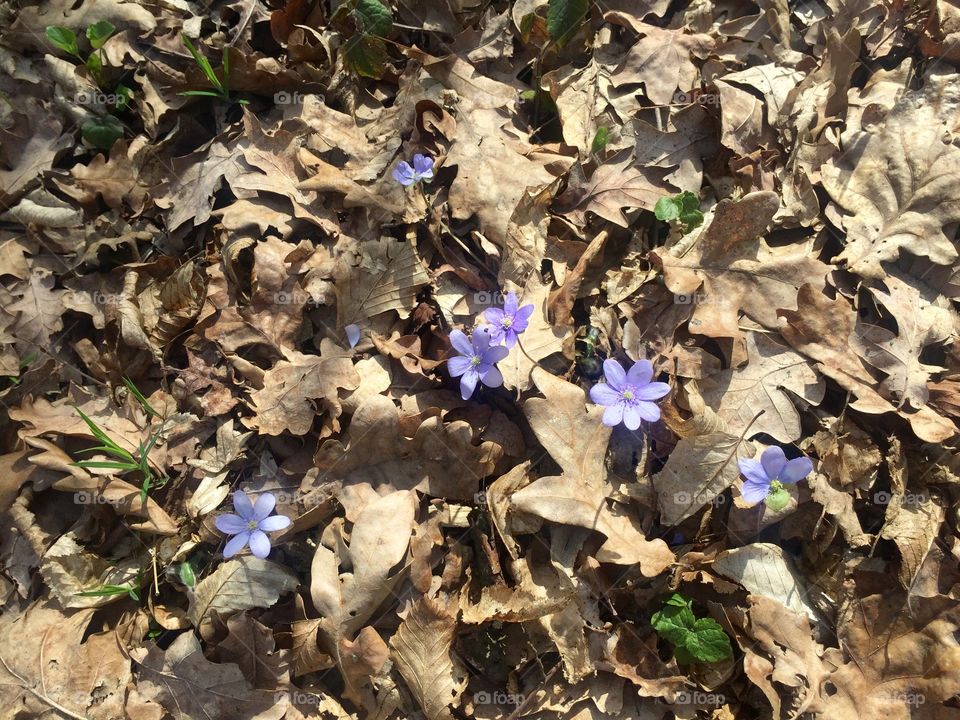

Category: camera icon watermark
[474, 491, 488, 507]
[76, 90, 125, 106]
[274, 91, 305, 105]
[473, 291, 505, 306]
[474, 691, 523, 706]
[273, 290, 318, 306]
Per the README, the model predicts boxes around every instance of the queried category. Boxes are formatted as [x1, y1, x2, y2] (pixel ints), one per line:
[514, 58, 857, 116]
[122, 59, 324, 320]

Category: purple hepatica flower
[447, 327, 509, 400]
[392, 153, 434, 186]
[483, 291, 535, 348]
[589, 358, 670, 430]
[738, 446, 814, 506]
[215, 491, 292, 559]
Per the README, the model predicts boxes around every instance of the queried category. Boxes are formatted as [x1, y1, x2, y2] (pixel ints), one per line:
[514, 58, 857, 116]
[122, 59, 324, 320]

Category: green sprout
[71, 378, 168, 502]
[651, 593, 733, 664]
[654, 191, 705, 234]
[180, 34, 248, 105]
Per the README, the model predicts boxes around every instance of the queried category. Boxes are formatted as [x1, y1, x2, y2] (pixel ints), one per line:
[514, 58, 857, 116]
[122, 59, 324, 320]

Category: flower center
[502, 317, 513, 328]
[247, 519, 259, 530]
[622, 388, 635, 401]
[769, 480, 783, 493]
[470, 355, 482, 367]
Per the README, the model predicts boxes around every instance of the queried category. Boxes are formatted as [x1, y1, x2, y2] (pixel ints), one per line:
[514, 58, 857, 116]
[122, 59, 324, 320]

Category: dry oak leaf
[879, 491, 945, 591]
[248, 340, 359, 437]
[651, 191, 830, 361]
[778, 284, 956, 443]
[154, 139, 245, 230]
[713, 544, 819, 621]
[607, 20, 714, 104]
[131, 631, 286, 720]
[821, 101, 960, 279]
[699, 331, 825, 443]
[70, 140, 149, 210]
[7, 268, 68, 348]
[314, 395, 501, 501]
[654, 428, 754, 526]
[819, 593, 960, 720]
[0, 600, 130, 720]
[555, 149, 674, 227]
[512, 368, 673, 573]
[334, 236, 431, 327]
[389, 595, 468, 720]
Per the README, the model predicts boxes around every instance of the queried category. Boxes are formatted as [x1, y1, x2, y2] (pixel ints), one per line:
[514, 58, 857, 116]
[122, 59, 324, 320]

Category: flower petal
[484, 308, 505, 326]
[232, 490, 254, 521]
[392, 162, 415, 186]
[514, 304, 535, 322]
[738, 458, 769, 487]
[223, 531, 250, 558]
[602, 403, 624, 427]
[413, 154, 434, 174]
[215, 514, 248, 535]
[760, 446, 787, 480]
[623, 405, 643, 430]
[780, 456, 814, 484]
[634, 400, 661, 422]
[503, 329, 517, 348]
[589, 383, 621, 406]
[345, 323, 361, 348]
[259, 514, 292, 532]
[634, 381, 670, 400]
[483, 344, 510, 363]
[447, 355, 472, 377]
[741, 478, 770, 504]
[248, 530, 271, 559]
[460, 370, 479, 399]
[602, 359, 627, 390]
[626, 359, 654, 386]
[473, 326, 493, 351]
[480, 364, 503, 389]
[449, 329, 474, 357]
[253, 492, 276, 521]
[503, 292, 518, 314]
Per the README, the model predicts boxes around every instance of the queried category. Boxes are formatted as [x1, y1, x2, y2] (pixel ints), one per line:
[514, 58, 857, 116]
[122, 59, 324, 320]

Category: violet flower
[345, 323, 361, 348]
[447, 327, 508, 400]
[483, 291, 535, 348]
[215, 490, 292, 559]
[738, 446, 813, 507]
[392, 153, 434, 186]
[589, 358, 670, 429]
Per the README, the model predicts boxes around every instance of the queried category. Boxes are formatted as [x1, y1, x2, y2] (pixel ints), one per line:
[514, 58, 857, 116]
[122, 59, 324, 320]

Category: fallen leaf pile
[1, 0, 959, 718]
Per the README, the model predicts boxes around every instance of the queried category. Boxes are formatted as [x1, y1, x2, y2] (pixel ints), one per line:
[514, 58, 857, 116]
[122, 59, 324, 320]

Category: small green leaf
[342, 34, 388, 79]
[654, 196, 680, 222]
[354, 0, 393, 37]
[46, 26, 79, 56]
[85, 52, 102, 77]
[686, 618, 733, 662]
[86, 21, 116, 49]
[81, 115, 124, 151]
[178, 561, 197, 588]
[547, 0, 590, 45]
[122, 377, 158, 417]
[114, 84, 133, 111]
[591, 126, 608, 154]
[651, 593, 696, 647]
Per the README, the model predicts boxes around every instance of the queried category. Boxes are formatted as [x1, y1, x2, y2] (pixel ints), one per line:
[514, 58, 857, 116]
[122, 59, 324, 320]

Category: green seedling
[72, 379, 168, 502]
[651, 593, 733, 664]
[180, 34, 248, 105]
[334, 0, 394, 79]
[76, 583, 141, 602]
[654, 191, 704, 233]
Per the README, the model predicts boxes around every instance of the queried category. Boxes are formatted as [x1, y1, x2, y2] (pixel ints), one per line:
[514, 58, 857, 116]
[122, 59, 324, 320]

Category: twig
[0, 653, 91, 720]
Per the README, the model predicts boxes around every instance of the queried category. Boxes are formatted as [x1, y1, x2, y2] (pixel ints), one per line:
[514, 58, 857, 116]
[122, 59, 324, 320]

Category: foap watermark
[273, 690, 321, 706]
[674, 292, 727, 306]
[473, 291, 505, 306]
[74, 491, 121, 505]
[474, 490, 488, 507]
[273, 290, 319, 306]
[876, 691, 925, 707]
[274, 91, 306, 105]
[673, 491, 725, 507]
[671, 691, 726, 706]
[474, 691, 524, 706]
[76, 90, 126, 106]
[873, 490, 929, 506]
[673, 90, 720, 106]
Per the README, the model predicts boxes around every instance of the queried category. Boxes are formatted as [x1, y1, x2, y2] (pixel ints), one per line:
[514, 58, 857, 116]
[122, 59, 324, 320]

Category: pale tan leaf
[187, 556, 299, 631]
